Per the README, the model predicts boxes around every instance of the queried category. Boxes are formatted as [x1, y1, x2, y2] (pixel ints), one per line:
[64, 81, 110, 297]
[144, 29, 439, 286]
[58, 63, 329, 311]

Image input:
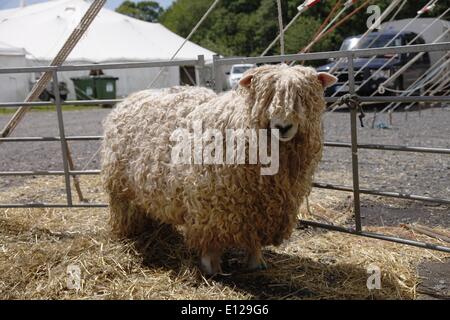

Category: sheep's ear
[317, 72, 338, 88]
[239, 74, 253, 88]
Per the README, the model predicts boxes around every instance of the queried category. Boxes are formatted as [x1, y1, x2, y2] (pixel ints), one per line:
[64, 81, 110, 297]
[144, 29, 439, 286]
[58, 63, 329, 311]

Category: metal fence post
[347, 52, 362, 232]
[196, 55, 206, 87]
[52, 70, 73, 206]
[213, 54, 221, 93]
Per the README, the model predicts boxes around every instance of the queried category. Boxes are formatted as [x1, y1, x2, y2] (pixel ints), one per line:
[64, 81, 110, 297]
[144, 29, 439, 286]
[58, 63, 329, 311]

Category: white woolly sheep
[101, 65, 337, 275]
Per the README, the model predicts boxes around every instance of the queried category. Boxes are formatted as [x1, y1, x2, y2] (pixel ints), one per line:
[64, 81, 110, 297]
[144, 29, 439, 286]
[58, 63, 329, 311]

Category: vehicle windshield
[340, 37, 361, 51]
[355, 34, 402, 49]
[231, 66, 252, 74]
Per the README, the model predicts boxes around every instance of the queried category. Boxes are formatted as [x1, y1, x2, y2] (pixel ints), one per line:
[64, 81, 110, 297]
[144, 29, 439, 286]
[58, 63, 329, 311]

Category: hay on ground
[0, 176, 448, 299]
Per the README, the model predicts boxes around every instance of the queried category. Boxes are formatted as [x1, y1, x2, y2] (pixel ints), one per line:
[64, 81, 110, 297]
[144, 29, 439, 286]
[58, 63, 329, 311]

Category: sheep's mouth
[278, 134, 295, 142]
[275, 124, 293, 135]
[269, 123, 298, 142]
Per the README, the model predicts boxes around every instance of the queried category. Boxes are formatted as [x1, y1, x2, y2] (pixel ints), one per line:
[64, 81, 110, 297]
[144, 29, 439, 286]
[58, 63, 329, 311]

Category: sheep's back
[101, 87, 217, 218]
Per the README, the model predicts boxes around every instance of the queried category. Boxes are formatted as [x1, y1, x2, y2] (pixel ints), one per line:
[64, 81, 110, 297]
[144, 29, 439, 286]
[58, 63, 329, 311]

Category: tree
[116, 1, 164, 22]
[157, 0, 449, 57]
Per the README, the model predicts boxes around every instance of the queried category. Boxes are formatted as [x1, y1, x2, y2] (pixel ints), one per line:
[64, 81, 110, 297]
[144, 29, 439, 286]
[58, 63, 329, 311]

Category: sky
[0, 0, 175, 10]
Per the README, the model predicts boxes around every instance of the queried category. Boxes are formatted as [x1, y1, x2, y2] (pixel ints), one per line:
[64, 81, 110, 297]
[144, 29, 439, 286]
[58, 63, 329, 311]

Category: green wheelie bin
[71, 75, 118, 106]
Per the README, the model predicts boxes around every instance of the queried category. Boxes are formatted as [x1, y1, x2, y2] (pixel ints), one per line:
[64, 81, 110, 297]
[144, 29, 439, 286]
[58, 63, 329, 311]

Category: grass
[0, 105, 98, 114]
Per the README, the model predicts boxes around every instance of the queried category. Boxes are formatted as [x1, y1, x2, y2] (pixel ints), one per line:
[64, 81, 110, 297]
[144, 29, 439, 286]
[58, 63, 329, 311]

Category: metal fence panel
[0, 46, 449, 253]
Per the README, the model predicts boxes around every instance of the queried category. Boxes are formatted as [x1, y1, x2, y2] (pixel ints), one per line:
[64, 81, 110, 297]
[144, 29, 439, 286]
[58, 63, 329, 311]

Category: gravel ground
[0, 109, 109, 189]
[318, 106, 450, 228]
[319, 107, 450, 199]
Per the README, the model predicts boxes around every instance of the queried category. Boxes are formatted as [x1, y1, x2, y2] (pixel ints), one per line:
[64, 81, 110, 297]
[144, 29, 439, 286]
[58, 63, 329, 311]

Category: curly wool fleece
[101, 65, 328, 271]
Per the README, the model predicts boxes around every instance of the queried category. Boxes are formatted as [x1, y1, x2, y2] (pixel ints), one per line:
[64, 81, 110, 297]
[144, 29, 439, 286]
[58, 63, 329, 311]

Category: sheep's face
[270, 113, 299, 142]
[239, 64, 337, 142]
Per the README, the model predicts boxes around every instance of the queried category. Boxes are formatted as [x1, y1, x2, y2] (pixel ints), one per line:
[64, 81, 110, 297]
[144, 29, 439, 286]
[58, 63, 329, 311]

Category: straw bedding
[0, 175, 448, 299]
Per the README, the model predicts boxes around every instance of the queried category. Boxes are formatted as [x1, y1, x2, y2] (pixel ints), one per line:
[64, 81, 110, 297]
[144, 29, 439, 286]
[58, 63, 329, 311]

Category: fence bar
[0, 170, 100, 176]
[324, 142, 450, 154]
[7, 175, 449, 205]
[215, 42, 450, 66]
[0, 101, 57, 107]
[58, 59, 199, 72]
[2, 96, 449, 109]
[0, 59, 200, 74]
[52, 71, 73, 206]
[0, 136, 103, 142]
[0, 99, 121, 108]
[196, 55, 206, 87]
[0, 203, 108, 208]
[299, 220, 450, 253]
[61, 99, 121, 105]
[213, 54, 221, 93]
[0, 66, 58, 75]
[313, 182, 450, 205]
[323, 96, 450, 106]
[358, 96, 450, 103]
[2, 137, 449, 155]
[69, 95, 450, 104]
[347, 52, 363, 232]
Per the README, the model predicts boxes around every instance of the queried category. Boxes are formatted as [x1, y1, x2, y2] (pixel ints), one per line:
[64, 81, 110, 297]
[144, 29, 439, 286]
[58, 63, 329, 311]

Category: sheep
[101, 65, 337, 275]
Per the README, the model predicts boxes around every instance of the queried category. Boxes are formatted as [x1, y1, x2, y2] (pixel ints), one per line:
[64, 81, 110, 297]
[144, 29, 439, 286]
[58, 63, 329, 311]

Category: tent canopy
[0, 41, 29, 102]
[0, 41, 26, 56]
[0, 0, 216, 63]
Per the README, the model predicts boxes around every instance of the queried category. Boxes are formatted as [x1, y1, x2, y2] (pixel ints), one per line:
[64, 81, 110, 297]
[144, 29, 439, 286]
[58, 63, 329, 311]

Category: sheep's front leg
[247, 247, 267, 271]
[200, 249, 222, 275]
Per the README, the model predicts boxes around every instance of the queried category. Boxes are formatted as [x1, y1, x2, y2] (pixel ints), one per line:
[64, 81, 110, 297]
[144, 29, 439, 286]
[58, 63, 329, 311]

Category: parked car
[317, 31, 432, 97]
[226, 64, 255, 89]
[35, 79, 69, 101]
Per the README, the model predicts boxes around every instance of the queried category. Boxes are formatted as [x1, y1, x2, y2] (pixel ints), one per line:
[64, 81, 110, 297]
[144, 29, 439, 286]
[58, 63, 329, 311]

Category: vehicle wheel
[392, 77, 408, 110]
[39, 90, 51, 101]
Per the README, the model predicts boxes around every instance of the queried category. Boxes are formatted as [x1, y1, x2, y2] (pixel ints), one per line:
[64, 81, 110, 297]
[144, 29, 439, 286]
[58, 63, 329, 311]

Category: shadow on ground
[132, 225, 410, 299]
[361, 199, 450, 228]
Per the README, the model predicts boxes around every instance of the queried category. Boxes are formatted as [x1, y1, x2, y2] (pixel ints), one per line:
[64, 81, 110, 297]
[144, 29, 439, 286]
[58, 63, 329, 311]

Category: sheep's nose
[275, 124, 293, 135]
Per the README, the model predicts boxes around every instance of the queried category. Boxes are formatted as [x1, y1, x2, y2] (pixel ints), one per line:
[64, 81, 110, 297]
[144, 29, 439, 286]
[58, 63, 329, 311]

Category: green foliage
[116, 1, 164, 22]
[155, 0, 450, 56]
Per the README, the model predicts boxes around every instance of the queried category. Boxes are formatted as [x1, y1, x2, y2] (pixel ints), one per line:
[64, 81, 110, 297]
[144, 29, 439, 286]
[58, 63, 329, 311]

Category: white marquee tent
[0, 41, 29, 102]
[0, 0, 216, 101]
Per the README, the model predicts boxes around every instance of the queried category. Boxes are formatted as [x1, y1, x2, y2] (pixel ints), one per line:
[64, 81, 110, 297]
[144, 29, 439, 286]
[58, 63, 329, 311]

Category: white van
[381, 18, 450, 65]
[226, 64, 255, 89]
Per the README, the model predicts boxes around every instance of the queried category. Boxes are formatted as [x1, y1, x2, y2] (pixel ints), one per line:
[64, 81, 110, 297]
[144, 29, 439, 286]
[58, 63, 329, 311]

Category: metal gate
[1, 43, 449, 253]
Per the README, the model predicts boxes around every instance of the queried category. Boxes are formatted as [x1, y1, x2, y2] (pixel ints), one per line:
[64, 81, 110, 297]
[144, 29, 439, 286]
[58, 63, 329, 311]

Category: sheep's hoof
[247, 257, 268, 271]
[200, 254, 222, 276]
